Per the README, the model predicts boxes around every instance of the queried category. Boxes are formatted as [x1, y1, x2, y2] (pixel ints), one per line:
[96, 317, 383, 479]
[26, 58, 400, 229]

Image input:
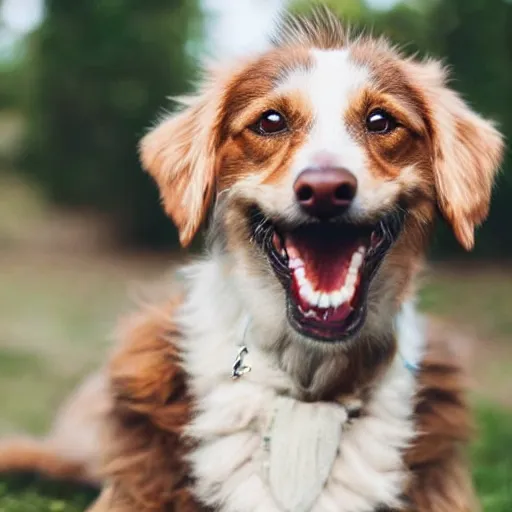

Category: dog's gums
[250, 209, 405, 342]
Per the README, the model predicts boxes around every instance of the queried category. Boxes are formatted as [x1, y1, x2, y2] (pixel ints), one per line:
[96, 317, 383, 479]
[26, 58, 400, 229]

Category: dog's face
[141, 14, 503, 345]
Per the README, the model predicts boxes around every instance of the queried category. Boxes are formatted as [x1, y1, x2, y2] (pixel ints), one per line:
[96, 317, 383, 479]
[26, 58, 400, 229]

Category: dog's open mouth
[250, 210, 404, 342]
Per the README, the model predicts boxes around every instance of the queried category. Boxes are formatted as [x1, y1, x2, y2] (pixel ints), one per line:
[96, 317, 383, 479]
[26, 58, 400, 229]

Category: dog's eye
[251, 110, 288, 135]
[366, 110, 397, 134]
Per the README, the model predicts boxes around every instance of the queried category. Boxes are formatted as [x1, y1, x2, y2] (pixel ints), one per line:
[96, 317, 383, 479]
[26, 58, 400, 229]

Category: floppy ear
[408, 60, 504, 250]
[139, 82, 223, 247]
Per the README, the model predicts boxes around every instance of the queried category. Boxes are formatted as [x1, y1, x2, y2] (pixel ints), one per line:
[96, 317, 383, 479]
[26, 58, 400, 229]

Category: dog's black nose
[294, 167, 358, 219]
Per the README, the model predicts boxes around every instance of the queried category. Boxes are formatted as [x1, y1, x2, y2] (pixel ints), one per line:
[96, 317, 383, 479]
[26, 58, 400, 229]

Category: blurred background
[0, 0, 510, 510]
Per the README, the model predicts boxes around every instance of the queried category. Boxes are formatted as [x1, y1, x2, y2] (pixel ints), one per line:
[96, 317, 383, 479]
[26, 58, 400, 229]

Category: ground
[0, 178, 511, 511]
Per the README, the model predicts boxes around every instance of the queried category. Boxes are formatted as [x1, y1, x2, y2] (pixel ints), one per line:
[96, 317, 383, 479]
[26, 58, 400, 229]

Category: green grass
[472, 405, 512, 511]
[0, 475, 97, 511]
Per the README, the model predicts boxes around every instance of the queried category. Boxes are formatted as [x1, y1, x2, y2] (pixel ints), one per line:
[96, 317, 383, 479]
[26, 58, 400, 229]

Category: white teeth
[345, 273, 357, 288]
[330, 291, 343, 308]
[289, 258, 304, 270]
[318, 293, 330, 309]
[299, 283, 313, 300]
[309, 290, 320, 307]
[340, 288, 350, 302]
[292, 246, 366, 310]
[287, 246, 300, 259]
[351, 252, 364, 268]
[298, 306, 320, 319]
[295, 267, 307, 287]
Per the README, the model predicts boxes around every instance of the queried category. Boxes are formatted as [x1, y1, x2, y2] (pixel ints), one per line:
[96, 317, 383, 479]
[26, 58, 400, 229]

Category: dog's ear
[408, 60, 504, 250]
[140, 81, 223, 247]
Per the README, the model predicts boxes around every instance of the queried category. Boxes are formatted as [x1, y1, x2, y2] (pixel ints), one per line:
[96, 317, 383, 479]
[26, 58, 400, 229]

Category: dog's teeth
[348, 266, 358, 276]
[299, 283, 313, 301]
[289, 258, 304, 270]
[358, 245, 366, 254]
[294, 267, 306, 287]
[287, 246, 300, 259]
[340, 287, 350, 302]
[281, 249, 287, 259]
[309, 290, 320, 307]
[351, 252, 364, 268]
[346, 285, 355, 299]
[345, 273, 357, 288]
[298, 306, 318, 319]
[330, 291, 343, 308]
[318, 293, 330, 309]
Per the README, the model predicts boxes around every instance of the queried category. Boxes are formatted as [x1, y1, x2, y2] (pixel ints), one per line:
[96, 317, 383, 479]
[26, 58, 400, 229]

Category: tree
[21, 0, 202, 247]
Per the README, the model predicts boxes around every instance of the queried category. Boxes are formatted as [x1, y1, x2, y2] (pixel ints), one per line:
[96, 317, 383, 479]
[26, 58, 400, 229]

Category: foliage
[19, 0, 202, 247]
[0, 66, 25, 110]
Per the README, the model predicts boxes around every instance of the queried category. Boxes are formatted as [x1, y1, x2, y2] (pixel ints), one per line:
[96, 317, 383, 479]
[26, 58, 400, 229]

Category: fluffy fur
[0, 9, 503, 512]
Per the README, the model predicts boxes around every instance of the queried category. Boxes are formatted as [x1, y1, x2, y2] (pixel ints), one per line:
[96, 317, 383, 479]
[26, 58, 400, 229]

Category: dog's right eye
[366, 109, 397, 134]
[250, 110, 288, 136]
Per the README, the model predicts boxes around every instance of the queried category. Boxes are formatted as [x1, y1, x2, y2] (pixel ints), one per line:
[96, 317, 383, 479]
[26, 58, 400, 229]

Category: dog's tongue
[284, 229, 364, 292]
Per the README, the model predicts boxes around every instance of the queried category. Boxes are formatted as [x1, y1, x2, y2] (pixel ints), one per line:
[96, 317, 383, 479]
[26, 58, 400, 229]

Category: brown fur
[405, 323, 476, 511]
[0, 438, 89, 483]
[97, 297, 205, 511]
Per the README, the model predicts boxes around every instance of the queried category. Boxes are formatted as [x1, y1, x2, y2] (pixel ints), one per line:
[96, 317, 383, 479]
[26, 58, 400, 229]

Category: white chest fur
[179, 261, 424, 512]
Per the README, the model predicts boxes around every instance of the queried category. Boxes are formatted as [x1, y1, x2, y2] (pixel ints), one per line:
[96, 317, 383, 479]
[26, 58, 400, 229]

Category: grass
[0, 476, 97, 512]
[473, 405, 512, 512]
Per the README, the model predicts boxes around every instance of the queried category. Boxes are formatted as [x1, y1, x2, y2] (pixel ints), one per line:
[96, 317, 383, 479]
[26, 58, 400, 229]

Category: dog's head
[140, 12, 503, 345]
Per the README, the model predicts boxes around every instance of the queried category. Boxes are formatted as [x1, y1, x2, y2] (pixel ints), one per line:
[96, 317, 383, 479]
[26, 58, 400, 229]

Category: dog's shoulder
[102, 294, 203, 511]
[404, 317, 476, 511]
[414, 317, 474, 460]
[108, 295, 188, 419]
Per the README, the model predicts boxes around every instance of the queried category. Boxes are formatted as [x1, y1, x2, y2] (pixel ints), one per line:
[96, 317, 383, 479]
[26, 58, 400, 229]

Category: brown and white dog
[0, 10, 504, 512]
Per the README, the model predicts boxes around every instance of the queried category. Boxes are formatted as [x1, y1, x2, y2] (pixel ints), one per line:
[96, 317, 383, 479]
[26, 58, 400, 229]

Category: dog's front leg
[406, 454, 478, 512]
[95, 299, 205, 512]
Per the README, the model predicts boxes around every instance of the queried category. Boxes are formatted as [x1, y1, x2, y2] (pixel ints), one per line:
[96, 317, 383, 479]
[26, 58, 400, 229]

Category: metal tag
[232, 345, 251, 379]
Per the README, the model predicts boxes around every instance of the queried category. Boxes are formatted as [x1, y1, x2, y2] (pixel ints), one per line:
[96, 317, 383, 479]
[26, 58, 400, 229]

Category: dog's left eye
[366, 109, 397, 134]
[250, 110, 288, 135]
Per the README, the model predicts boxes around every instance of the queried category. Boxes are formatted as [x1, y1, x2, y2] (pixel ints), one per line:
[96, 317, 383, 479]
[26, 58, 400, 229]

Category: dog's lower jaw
[178, 252, 423, 512]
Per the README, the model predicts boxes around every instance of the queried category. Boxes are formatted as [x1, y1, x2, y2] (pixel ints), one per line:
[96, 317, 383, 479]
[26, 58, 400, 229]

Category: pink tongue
[285, 232, 362, 292]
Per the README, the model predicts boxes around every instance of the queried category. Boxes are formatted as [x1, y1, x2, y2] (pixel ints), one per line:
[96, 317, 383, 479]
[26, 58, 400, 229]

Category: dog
[0, 9, 504, 512]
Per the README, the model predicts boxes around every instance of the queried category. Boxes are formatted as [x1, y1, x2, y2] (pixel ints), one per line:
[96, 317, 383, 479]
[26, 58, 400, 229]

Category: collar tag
[232, 346, 251, 379]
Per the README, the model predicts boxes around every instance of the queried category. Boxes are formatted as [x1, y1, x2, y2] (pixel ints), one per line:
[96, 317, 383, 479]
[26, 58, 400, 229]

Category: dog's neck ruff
[178, 255, 424, 512]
